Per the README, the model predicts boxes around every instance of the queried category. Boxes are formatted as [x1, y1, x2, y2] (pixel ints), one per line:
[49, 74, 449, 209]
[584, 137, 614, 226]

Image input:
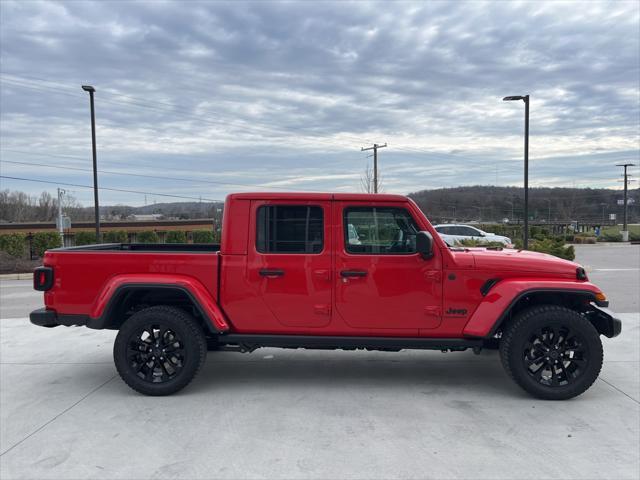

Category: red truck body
[31, 192, 621, 398]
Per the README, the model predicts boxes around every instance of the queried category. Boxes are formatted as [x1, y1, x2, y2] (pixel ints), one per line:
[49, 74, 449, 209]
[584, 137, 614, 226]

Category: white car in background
[433, 224, 512, 247]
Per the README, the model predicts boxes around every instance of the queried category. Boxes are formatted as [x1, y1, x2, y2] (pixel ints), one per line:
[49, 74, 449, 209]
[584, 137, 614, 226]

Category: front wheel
[499, 305, 603, 400]
[114, 305, 207, 396]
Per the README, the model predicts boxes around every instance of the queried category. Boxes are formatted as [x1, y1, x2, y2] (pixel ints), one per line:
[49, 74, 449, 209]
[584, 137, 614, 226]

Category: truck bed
[42, 245, 220, 316]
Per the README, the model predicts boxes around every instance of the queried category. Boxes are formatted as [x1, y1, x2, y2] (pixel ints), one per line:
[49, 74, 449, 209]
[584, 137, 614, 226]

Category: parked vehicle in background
[434, 224, 512, 247]
[30, 193, 619, 400]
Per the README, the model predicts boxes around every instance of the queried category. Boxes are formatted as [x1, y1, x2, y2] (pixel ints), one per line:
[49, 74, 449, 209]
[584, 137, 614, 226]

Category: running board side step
[218, 334, 483, 353]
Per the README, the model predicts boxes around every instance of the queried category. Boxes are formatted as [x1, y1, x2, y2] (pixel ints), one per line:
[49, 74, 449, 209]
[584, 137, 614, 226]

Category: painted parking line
[591, 268, 640, 272]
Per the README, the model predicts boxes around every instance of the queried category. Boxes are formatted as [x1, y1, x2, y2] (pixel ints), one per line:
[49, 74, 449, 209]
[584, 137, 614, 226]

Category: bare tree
[37, 191, 55, 221]
[360, 165, 383, 193]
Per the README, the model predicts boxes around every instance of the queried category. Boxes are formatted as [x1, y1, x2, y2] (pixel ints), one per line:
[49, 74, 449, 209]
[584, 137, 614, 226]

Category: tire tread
[114, 305, 207, 396]
[499, 304, 603, 400]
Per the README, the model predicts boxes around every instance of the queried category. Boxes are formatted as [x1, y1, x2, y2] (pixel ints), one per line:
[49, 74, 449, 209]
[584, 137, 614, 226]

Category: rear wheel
[500, 305, 603, 400]
[114, 305, 207, 396]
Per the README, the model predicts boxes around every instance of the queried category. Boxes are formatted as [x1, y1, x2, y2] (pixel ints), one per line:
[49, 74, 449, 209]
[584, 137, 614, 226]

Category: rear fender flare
[90, 274, 229, 333]
[463, 279, 601, 338]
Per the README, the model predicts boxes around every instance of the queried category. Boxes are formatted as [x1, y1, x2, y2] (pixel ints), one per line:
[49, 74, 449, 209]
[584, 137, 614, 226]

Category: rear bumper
[589, 306, 622, 338]
[30, 308, 59, 327]
[30, 308, 94, 328]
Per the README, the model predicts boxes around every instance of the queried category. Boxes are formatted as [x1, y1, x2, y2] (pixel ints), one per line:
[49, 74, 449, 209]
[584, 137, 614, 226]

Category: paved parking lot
[1, 245, 638, 479]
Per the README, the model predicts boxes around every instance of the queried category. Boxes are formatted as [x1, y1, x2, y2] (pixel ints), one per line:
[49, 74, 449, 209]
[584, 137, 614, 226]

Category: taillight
[34, 267, 54, 291]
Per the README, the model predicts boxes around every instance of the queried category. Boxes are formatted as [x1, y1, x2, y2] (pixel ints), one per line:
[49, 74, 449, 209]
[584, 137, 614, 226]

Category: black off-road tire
[114, 305, 207, 396]
[499, 305, 603, 400]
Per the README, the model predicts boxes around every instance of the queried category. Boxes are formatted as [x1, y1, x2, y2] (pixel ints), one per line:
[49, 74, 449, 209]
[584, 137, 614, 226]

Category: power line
[2, 73, 382, 146]
[2, 74, 637, 192]
[0, 158, 324, 192]
[3, 73, 635, 171]
[0, 75, 599, 179]
[0, 74, 543, 166]
[0, 148, 527, 189]
[0, 77, 359, 151]
[0, 176, 223, 203]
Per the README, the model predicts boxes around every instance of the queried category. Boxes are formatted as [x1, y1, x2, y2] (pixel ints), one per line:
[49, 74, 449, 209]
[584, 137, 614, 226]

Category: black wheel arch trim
[480, 288, 618, 339]
[96, 283, 220, 334]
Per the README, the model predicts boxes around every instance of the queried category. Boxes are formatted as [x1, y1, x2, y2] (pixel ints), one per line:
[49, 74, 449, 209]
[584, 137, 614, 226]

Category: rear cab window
[256, 205, 324, 254]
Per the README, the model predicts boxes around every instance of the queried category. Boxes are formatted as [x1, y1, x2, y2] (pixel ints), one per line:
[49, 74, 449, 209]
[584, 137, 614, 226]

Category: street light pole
[503, 94, 530, 249]
[82, 85, 100, 242]
[616, 163, 636, 241]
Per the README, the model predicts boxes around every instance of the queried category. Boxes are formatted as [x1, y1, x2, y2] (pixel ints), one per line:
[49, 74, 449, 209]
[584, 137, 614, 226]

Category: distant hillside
[117, 187, 638, 223]
[2, 187, 637, 224]
[409, 186, 639, 224]
[93, 201, 224, 220]
[121, 201, 224, 218]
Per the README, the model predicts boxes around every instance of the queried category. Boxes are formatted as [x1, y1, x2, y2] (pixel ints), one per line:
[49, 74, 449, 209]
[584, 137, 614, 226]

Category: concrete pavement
[0, 245, 638, 479]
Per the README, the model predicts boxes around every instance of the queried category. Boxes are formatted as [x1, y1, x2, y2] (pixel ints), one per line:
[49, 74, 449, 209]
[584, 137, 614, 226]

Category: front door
[334, 202, 442, 332]
[247, 200, 332, 328]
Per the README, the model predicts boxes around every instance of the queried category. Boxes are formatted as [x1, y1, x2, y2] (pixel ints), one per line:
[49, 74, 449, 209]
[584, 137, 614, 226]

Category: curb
[0, 273, 32, 280]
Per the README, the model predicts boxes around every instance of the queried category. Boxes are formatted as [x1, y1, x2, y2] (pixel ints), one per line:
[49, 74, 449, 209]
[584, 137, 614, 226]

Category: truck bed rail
[51, 243, 220, 253]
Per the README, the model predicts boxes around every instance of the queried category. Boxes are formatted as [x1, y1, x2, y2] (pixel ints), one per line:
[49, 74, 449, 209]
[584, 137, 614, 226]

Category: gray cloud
[1, 0, 638, 205]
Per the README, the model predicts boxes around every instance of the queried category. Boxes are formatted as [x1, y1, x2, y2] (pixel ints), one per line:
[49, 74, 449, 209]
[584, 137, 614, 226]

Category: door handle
[259, 269, 284, 277]
[340, 270, 367, 278]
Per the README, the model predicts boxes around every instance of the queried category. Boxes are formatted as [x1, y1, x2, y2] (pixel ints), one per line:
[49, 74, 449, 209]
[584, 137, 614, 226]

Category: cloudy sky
[1, 0, 639, 206]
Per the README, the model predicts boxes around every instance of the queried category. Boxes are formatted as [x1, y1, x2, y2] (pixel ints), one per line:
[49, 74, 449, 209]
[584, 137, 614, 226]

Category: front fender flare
[463, 279, 602, 338]
[90, 274, 229, 332]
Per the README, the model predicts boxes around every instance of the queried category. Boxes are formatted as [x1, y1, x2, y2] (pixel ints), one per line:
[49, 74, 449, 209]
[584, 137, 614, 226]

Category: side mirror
[416, 231, 434, 259]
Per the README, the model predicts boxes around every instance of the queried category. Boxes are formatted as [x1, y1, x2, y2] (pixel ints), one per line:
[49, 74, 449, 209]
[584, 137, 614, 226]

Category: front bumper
[588, 306, 622, 338]
[30, 308, 92, 328]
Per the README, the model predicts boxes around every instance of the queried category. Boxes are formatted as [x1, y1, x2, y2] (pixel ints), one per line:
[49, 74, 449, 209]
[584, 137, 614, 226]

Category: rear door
[247, 200, 332, 328]
[334, 202, 443, 332]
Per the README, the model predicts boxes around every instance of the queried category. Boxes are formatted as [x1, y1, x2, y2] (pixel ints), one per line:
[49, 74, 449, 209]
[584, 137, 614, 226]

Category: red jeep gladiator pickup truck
[30, 193, 621, 399]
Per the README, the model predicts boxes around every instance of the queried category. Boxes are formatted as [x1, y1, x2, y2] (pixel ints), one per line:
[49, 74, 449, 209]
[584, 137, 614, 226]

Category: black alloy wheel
[500, 305, 603, 400]
[114, 305, 207, 396]
[127, 323, 186, 383]
[523, 325, 587, 387]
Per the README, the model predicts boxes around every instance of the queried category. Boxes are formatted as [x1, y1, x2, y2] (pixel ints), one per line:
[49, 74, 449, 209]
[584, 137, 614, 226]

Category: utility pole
[600, 203, 606, 225]
[57, 188, 65, 244]
[616, 163, 636, 241]
[82, 85, 100, 243]
[506, 199, 515, 223]
[361, 143, 387, 193]
[472, 206, 483, 222]
[544, 198, 551, 224]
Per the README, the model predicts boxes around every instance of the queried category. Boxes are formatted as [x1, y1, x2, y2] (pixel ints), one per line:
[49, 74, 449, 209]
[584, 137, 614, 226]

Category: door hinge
[424, 306, 441, 316]
[314, 304, 331, 315]
[425, 270, 442, 281]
